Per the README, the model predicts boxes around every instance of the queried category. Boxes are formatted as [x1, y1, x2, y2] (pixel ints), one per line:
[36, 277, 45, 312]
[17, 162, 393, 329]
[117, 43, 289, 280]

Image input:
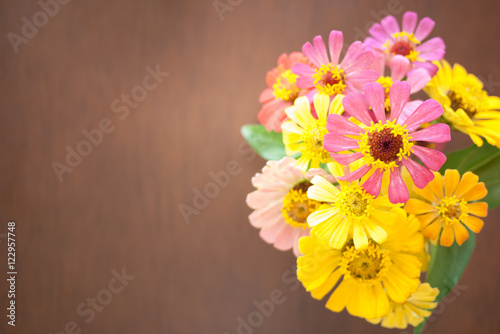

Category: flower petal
[353, 222, 369, 249]
[410, 123, 451, 143]
[342, 91, 373, 126]
[452, 222, 469, 246]
[364, 82, 386, 122]
[327, 113, 364, 135]
[313, 35, 329, 65]
[412, 146, 447, 171]
[461, 215, 484, 233]
[390, 55, 411, 81]
[407, 68, 432, 94]
[402, 11, 418, 34]
[466, 202, 488, 217]
[324, 133, 360, 152]
[417, 37, 445, 61]
[361, 169, 384, 198]
[440, 224, 454, 247]
[389, 81, 411, 122]
[338, 164, 372, 182]
[329, 30, 343, 65]
[302, 40, 323, 68]
[444, 169, 460, 197]
[454, 172, 479, 199]
[388, 168, 409, 203]
[403, 99, 443, 129]
[402, 158, 435, 189]
[380, 15, 400, 36]
[405, 199, 436, 215]
[414, 17, 435, 41]
[330, 152, 364, 165]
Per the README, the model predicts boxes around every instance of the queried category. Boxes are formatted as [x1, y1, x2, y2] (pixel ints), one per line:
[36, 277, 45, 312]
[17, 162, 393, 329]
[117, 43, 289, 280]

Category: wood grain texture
[0, 0, 499, 333]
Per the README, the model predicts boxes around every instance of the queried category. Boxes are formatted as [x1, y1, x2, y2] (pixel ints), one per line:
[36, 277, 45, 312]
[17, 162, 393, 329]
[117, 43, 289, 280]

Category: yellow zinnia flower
[405, 169, 488, 247]
[367, 283, 439, 329]
[307, 162, 398, 249]
[424, 60, 500, 148]
[281, 93, 343, 171]
[297, 210, 424, 320]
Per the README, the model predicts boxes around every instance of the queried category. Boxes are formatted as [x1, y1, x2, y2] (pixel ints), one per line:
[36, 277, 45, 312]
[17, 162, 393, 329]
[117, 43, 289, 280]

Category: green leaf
[241, 124, 297, 161]
[414, 234, 476, 334]
[440, 142, 500, 208]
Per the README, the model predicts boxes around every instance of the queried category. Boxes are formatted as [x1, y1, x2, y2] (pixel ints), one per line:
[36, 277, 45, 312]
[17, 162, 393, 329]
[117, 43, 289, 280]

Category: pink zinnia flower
[293, 30, 379, 99]
[258, 52, 311, 132]
[364, 11, 445, 76]
[246, 157, 334, 256]
[324, 81, 451, 204]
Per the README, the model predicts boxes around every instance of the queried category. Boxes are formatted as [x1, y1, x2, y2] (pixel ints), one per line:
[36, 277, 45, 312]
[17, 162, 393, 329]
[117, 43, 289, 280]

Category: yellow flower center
[448, 76, 488, 118]
[384, 32, 421, 62]
[341, 241, 391, 284]
[300, 120, 330, 164]
[273, 69, 300, 101]
[358, 121, 414, 171]
[335, 184, 374, 218]
[312, 64, 346, 96]
[436, 196, 469, 225]
[376, 76, 394, 113]
[281, 181, 321, 229]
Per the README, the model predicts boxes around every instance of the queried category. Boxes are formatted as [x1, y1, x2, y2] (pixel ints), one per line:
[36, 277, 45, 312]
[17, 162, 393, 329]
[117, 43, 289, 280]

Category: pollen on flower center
[359, 121, 413, 171]
[273, 69, 300, 101]
[341, 241, 391, 283]
[385, 32, 421, 62]
[312, 64, 346, 96]
[448, 77, 488, 118]
[436, 196, 468, 224]
[282, 181, 321, 228]
[300, 120, 330, 164]
[335, 184, 374, 218]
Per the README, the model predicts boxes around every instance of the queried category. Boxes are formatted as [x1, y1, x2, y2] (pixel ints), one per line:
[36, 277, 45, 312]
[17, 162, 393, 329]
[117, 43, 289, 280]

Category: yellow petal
[440, 224, 454, 247]
[444, 169, 460, 197]
[325, 280, 351, 313]
[308, 175, 340, 202]
[307, 207, 338, 227]
[314, 93, 331, 123]
[329, 94, 345, 115]
[462, 215, 484, 233]
[353, 222, 369, 249]
[310, 269, 342, 300]
[466, 202, 488, 217]
[286, 96, 315, 128]
[364, 221, 388, 244]
[330, 219, 350, 249]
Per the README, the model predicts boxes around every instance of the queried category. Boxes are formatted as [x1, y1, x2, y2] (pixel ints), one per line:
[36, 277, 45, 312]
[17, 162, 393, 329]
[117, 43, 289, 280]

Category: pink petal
[247, 190, 284, 209]
[388, 168, 409, 204]
[331, 152, 364, 165]
[402, 11, 418, 34]
[260, 219, 287, 244]
[338, 164, 372, 181]
[259, 88, 275, 103]
[296, 76, 315, 89]
[414, 17, 435, 41]
[329, 30, 343, 65]
[380, 15, 400, 36]
[302, 41, 323, 68]
[362, 169, 384, 198]
[364, 82, 386, 122]
[324, 133, 360, 152]
[368, 23, 391, 43]
[327, 114, 365, 135]
[401, 158, 435, 189]
[417, 37, 446, 61]
[390, 55, 411, 81]
[412, 146, 447, 171]
[313, 35, 329, 65]
[342, 91, 373, 126]
[364, 37, 383, 50]
[293, 63, 315, 77]
[403, 99, 443, 129]
[342, 49, 375, 75]
[340, 41, 365, 70]
[410, 123, 451, 143]
[369, 49, 386, 75]
[249, 201, 283, 228]
[398, 100, 422, 129]
[345, 70, 380, 91]
[413, 61, 438, 77]
[407, 68, 431, 94]
[389, 81, 411, 122]
[274, 225, 299, 251]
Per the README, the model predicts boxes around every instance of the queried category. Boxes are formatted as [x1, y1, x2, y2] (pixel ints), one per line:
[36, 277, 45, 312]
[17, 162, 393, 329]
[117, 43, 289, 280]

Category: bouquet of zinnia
[243, 11, 500, 332]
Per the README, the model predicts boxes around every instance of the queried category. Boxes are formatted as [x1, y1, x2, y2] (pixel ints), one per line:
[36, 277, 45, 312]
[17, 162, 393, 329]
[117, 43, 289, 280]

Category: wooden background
[0, 0, 499, 333]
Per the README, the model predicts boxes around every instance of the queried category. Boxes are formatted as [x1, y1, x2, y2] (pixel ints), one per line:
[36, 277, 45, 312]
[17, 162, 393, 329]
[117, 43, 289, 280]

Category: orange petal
[444, 169, 460, 197]
[466, 202, 488, 217]
[419, 211, 440, 229]
[413, 185, 438, 203]
[422, 219, 443, 240]
[405, 199, 435, 215]
[462, 215, 484, 233]
[460, 183, 487, 201]
[452, 223, 470, 246]
[428, 172, 444, 199]
[454, 172, 479, 198]
[440, 224, 454, 247]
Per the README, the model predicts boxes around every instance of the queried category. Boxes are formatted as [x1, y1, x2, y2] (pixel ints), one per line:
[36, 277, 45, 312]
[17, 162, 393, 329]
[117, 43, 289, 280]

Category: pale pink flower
[246, 157, 334, 256]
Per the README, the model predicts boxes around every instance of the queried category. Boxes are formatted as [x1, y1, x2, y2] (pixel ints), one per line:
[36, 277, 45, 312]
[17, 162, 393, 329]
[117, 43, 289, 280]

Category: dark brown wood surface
[0, 0, 499, 333]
